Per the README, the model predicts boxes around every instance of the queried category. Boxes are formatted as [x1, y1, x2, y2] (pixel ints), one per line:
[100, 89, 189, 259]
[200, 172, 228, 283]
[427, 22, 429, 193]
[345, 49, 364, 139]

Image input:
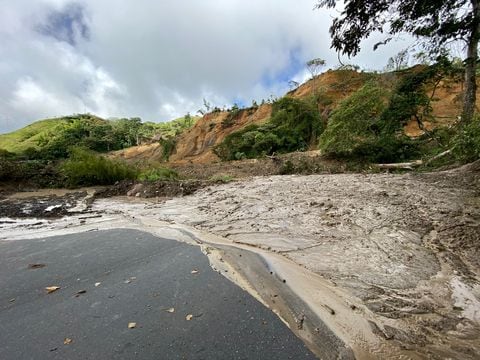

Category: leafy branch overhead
[316, 0, 480, 122]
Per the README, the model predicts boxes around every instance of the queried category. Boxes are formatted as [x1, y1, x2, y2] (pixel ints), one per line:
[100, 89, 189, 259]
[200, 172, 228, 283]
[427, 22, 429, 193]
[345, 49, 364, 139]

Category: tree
[306, 58, 326, 98]
[316, 0, 480, 123]
[184, 113, 193, 127]
[386, 49, 410, 71]
[288, 80, 300, 90]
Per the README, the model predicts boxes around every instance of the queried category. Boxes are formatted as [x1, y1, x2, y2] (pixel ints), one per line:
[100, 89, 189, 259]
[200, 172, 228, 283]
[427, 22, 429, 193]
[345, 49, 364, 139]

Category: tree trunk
[463, 0, 480, 122]
[376, 160, 423, 170]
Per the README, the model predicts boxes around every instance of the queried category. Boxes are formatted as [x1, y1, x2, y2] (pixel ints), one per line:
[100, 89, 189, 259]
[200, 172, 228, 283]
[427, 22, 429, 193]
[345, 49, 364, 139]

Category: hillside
[161, 66, 473, 164]
[0, 114, 199, 158]
[1, 65, 477, 166]
[0, 115, 107, 154]
[0, 114, 108, 154]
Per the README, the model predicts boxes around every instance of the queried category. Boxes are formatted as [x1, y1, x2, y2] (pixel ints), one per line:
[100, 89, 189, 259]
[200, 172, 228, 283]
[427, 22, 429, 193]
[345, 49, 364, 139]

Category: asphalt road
[0, 229, 317, 360]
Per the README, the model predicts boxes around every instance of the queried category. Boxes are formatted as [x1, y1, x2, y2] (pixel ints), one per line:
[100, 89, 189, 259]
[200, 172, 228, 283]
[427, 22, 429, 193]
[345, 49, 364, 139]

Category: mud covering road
[1, 162, 479, 359]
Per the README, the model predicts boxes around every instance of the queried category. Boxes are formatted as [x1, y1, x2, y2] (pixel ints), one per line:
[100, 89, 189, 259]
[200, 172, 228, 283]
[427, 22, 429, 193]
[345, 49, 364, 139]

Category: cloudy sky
[0, 0, 412, 133]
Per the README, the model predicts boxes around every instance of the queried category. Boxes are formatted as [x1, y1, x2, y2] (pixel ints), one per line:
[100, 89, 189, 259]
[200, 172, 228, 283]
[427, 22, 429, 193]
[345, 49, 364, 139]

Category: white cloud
[0, 0, 414, 133]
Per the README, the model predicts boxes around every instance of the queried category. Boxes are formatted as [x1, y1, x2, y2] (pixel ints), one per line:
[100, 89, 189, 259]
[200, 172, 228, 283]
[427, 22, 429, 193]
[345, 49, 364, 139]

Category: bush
[0, 159, 61, 186]
[319, 81, 422, 162]
[61, 147, 137, 187]
[214, 97, 323, 160]
[452, 119, 480, 163]
[319, 82, 389, 157]
[0, 158, 18, 181]
[137, 167, 178, 181]
[0, 149, 15, 159]
[159, 137, 176, 161]
[352, 135, 420, 163]
[222, 105, 241, 128]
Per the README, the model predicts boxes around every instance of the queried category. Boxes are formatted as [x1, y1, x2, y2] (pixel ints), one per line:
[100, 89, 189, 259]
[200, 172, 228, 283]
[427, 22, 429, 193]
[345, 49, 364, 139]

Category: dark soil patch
[0, 192, 87, 219]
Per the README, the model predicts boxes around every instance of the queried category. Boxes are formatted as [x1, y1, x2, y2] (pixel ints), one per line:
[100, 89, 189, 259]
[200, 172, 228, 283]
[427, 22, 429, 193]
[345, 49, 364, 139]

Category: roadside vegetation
[214, 97, 323, 160]
[0, 113, 194, 187]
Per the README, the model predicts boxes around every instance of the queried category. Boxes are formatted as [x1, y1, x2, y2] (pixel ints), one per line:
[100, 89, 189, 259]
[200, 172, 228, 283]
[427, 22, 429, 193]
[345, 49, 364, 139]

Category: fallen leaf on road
[94, 282, 101, 287]
[186, 314, 193, 321]
[45, 286, 60, 294]
[9, 298, 15, 303]
[128, 322, 136, 329]
[75, 290, 87, 297]
[191, 270, 199, 274]
[63, 338, 72, 345]
[165, 307, 175, 313]
[28, 263, 46, 269]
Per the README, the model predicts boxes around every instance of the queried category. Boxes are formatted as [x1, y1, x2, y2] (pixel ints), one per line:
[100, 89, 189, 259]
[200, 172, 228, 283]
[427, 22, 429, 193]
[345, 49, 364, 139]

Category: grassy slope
[0, 115, 201, 154]
[0, 118, 68, 153]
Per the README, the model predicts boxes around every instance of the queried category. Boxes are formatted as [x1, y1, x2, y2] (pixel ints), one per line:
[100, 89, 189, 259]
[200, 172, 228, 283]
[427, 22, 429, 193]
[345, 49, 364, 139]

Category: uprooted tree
[316, 0, 480, 123]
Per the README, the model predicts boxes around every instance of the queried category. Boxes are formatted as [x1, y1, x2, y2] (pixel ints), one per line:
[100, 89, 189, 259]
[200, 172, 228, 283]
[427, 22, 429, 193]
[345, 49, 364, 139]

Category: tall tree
[316, 0, 480, 122]
[306, 58, 326, 99]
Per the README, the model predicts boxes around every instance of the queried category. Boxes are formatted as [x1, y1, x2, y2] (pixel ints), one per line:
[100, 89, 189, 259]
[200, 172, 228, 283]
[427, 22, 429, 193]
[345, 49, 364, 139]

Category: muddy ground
[1, 162, 479, 359]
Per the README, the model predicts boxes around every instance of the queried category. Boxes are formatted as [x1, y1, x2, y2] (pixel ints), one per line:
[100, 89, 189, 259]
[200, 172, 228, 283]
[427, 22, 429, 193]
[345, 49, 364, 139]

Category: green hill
[0, 115, 107, 154]
[0, 113, 199, 157]
[0, 118, 66, 153]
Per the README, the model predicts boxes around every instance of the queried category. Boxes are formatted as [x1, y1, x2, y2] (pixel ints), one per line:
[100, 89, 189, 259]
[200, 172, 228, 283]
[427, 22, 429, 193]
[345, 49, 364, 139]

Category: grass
[0, 118, 67, 153]
[137, 167, 178, 181]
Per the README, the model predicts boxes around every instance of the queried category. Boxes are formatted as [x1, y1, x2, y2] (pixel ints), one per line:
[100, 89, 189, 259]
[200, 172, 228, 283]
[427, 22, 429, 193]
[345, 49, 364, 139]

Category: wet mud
[1, 163, 479, 359]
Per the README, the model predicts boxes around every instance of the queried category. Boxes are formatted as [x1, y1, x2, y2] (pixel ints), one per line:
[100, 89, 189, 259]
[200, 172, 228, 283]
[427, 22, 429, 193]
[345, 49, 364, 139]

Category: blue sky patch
[260, 47, 305, 88]
[37, 3, 89, 46]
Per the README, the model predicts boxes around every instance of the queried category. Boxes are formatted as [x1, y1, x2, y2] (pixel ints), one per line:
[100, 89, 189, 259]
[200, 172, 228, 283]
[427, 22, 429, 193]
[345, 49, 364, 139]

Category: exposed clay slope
[108, 143, 164, 163]
[169, 104, 272, 164]
[168, 69, 473, 164]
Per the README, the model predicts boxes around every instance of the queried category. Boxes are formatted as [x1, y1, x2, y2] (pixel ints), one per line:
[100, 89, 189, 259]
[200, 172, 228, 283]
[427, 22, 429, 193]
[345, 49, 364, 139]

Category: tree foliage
[319, 82, 389, 156]
[214, 97, 324, 160]
[318, 81, 420, 162]
[316, 0, 480, 122]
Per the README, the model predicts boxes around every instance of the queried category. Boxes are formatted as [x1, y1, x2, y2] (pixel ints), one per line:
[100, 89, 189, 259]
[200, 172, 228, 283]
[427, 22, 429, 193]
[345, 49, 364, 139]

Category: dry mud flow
[1, 163, 479, 359]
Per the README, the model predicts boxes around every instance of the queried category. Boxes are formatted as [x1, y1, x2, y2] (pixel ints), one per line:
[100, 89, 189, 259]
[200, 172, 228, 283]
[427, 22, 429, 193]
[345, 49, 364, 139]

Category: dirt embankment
[169, 103, 272, 164]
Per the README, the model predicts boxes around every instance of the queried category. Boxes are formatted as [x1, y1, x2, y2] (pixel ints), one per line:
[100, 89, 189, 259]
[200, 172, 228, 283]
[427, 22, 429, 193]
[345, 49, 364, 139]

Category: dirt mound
[95, 180, 208, 199]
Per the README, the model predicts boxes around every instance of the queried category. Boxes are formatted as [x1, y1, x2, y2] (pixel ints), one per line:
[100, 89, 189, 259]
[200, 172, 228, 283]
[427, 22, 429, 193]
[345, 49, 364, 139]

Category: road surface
[0, 229, 316, 359]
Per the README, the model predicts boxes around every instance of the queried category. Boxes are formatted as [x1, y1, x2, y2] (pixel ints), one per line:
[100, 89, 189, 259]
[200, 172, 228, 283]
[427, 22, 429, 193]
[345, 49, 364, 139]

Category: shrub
[319, 81, 422, 162]
[319, 82, 389, 157]
[137, 167, 178, 181]
[222, 105, 241, 128]
[0, 158, 18, 181]
[352, 135, 420, 163]
[452, 119, 480, 163]
[61, 147, 137, 187]
[0, 159, 61, 186]
[214, 97, 323, 160]
[0, 149, 15, 159]
[159, 137, 176, 161]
